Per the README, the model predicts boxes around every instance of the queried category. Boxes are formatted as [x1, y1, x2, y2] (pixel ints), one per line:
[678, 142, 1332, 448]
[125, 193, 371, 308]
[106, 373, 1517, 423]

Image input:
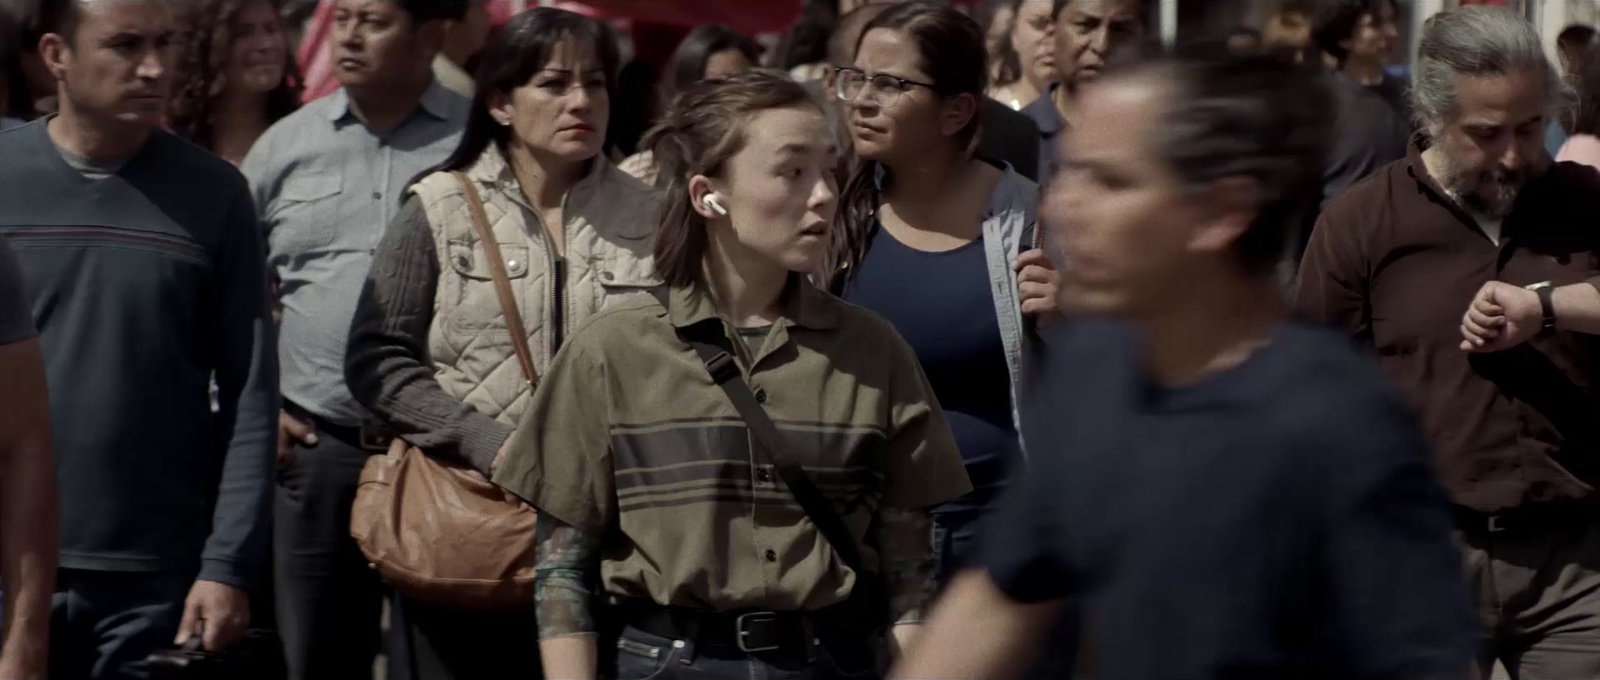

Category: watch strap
[1539, 284, 1556, 331]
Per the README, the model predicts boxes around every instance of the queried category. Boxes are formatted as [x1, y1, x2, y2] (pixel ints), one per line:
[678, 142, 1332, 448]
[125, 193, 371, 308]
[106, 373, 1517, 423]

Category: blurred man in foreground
[895, 47, 1476, 680]
[1298, 6, 1600, 677]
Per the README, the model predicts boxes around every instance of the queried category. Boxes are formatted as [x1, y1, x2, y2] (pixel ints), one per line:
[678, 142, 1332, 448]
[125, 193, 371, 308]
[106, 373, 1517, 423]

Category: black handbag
[146, 629, 286, 680]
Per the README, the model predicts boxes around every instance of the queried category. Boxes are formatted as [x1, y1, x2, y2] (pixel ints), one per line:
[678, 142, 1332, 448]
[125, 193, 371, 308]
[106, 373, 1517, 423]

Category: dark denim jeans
[47, 569, 194, 680]
[611, 624, 877, 680]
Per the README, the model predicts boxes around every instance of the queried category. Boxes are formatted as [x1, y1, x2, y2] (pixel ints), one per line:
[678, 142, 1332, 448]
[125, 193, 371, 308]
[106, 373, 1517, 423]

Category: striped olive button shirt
[495, 280, 971, 613]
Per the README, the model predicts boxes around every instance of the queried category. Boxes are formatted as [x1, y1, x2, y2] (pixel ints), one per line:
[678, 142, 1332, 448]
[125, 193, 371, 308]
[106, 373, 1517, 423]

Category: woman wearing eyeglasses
[831, 1, 1059, 589]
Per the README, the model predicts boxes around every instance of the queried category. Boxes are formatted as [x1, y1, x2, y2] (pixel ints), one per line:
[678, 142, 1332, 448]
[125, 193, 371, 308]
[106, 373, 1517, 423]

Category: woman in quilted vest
[344, 8, 659, 679]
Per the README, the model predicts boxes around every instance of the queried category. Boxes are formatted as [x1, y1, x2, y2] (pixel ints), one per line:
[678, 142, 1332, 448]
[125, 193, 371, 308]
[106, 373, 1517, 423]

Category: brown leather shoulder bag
[349, 171, 540, 610]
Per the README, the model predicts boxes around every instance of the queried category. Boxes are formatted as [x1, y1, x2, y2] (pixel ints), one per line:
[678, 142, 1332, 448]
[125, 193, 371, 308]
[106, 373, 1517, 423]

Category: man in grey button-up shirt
[239, 0, 468, 677]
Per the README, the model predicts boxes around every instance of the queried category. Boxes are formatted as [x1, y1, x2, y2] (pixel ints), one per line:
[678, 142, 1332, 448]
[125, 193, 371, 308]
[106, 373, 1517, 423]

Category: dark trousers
[394, 596, 541, 680]
[48, 569, 193, 680]
[931, 510, 983, 585]
[613, 624, 876, 680]
[274, 432, 385, 680]
[1462, 514, 1600, 678]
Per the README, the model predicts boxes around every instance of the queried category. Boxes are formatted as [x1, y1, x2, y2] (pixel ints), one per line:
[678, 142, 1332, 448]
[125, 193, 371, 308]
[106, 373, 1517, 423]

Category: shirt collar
[665, 276, 840, 332]
[326, 79, 455, 125]
[1023, 82, 1067, 136]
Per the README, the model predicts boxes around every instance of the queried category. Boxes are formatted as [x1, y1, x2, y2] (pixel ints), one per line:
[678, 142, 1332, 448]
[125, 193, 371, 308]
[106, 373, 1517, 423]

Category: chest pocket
[445, 239, 536, 334]
[268, 174, 344, 254]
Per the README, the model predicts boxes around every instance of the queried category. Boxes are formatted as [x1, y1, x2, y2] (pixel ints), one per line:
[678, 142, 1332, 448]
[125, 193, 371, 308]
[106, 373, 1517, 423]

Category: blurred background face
[1344, 0, 1398, 65]
[443, 0, 491, 66]
[846, 27, 948, 163]
[225, 1, 288, 96]
[713, 105, 839, 275]
[1431, 69, 1550, 218]
[1054, 0, 1144, 87]
[1047, 74, 1199, 317]
[50, 0, 180, 126]
[986, 2, 1014, 62]
[332, 0, 433, 89]
[493, 39, 609, 163]
[1012, 0, 1056, 88]
[703, 47, 754, 79]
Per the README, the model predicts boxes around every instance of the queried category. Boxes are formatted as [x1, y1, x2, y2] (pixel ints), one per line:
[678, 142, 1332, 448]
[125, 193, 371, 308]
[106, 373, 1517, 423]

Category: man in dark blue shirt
[1019, 0, 1147, 181]
[894, 49, 1475, 680]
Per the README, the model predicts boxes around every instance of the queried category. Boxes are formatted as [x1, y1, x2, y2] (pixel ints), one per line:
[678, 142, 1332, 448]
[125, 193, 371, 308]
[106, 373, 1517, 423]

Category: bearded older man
[1296, 6, 1600, 677]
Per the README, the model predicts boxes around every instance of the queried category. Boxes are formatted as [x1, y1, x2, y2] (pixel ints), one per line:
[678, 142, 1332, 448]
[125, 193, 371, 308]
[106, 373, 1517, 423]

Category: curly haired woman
[170, 0, 301, 165]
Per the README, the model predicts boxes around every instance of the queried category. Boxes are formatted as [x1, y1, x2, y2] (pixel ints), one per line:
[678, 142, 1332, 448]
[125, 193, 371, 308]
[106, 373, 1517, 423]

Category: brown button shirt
[494, 279, 971, 612]
[1296, 136, 1600, 513]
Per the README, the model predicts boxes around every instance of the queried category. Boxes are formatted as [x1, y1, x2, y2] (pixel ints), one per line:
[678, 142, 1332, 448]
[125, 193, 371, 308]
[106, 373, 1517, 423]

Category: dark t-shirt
[844, 225, 1018, 512]
[0, 236, 35, 345]
[985, 319, 1475, 679]
[1322, 71, 1411, 210]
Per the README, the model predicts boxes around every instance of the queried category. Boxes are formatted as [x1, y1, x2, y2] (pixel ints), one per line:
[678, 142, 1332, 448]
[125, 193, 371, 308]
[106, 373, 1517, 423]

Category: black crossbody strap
[649, 288, 868, 576]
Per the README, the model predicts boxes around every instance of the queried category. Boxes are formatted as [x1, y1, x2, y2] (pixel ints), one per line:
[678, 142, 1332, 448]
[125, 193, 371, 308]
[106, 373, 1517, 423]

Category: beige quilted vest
[410, 144, 661, 425]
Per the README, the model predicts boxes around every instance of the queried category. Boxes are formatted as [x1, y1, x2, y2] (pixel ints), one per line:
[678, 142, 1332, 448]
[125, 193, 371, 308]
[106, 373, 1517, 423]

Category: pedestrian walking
[832, 1, 1056, 586]
[0, 0, 278, 676]
[169, 0, 302, 167]
[1297, 6, 1600, 677]
[1312, 0, 1410, 210]
[1018, 0, 1147, 181]
[241, 1, 470, 677]
[494, 69, 972, 680]
[895, 47, 1477, 680]
[345, 8, 657, 678]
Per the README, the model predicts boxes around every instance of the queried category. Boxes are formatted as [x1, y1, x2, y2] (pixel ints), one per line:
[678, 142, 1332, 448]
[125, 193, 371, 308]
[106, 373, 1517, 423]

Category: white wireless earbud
[703, 193, 728, 217]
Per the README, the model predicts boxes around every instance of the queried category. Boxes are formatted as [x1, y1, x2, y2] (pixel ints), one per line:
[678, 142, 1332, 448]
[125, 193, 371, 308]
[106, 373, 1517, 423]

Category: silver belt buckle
[1488, 515, 1504, 533]
[735, 612, 782, 653]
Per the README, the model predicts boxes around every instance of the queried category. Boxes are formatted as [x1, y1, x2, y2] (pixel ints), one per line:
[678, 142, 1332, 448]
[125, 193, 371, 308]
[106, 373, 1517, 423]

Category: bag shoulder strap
[648, 287, 869, 576]
[452, 170, 538, 386]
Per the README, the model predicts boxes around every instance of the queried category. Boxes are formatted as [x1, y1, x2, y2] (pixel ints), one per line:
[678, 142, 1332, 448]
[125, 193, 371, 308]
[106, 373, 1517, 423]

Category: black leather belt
[1454, 503, 1599, 534]
[616, 600, 862, 655]
[283, 401, 392, 452]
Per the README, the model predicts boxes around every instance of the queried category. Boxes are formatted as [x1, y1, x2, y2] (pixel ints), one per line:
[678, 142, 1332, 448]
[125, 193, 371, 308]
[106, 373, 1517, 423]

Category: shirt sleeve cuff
[460, 417, 515, 477]
[197, 558, 252, 590]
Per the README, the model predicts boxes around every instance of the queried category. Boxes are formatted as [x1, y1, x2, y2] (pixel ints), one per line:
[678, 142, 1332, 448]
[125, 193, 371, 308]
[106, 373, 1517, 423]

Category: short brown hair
[644, 70, 821, 288]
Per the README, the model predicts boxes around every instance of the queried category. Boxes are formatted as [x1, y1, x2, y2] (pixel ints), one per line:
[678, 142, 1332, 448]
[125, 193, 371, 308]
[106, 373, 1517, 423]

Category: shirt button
[756, 468, 771, 483]
[507, 259, 519, 270]
[754, 387, 768, 403]
[602, 271, 615, 282]
[764, 549, 777, 563]
[371, 191, 381, 200]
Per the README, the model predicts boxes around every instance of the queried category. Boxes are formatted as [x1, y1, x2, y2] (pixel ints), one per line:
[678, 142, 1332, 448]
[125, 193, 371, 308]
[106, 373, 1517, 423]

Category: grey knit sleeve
[345, 195, 512, 475]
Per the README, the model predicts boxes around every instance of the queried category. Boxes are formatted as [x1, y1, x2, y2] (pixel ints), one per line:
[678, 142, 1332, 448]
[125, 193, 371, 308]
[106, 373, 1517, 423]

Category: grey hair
[1411, 5, 1571, 134]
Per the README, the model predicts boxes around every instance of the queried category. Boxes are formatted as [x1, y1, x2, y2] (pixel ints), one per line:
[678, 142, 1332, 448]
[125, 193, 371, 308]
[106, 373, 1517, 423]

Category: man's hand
[1460, 281, 1540, 353]
[175, 580, 250, 652]
[277, 410, 317, 468]
[1015, 248, 1061, 328]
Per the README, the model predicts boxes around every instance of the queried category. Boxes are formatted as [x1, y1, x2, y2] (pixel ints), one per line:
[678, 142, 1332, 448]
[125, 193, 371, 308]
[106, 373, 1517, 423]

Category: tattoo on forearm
[877, 507, 937, 625]
[535, 518, 602, 638]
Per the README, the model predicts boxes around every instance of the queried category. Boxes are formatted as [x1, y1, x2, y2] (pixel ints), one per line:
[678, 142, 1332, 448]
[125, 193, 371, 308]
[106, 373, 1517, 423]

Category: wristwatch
[1526, 281, 1557, 332]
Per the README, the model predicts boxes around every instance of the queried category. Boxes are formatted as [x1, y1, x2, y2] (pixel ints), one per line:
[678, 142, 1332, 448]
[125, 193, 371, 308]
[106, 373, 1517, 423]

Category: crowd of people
[0, 0, 1599, 679]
